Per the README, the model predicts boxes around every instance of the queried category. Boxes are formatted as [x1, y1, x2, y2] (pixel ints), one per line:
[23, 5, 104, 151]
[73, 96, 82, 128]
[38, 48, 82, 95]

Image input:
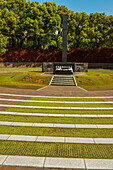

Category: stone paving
[0, 92, 113, 98]
[0, 155, 112, 169]
[0, 121, 112, 128]
[0, 134, 112, 144]
[0, 111, 113, 117]
[0, 104, 113, 109]
[0, 86, 113, 97]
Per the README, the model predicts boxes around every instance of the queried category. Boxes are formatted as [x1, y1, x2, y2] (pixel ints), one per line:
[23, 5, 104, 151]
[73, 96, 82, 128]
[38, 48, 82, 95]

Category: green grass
[0, 140, 112, 159]
[0, 72, 51, 89]
[89, 69, 113, 74]
[76, 70, 113, 91]
[0, 67, 42, 73]
[0, 125, 112, 138]
[0, 68, 113, 90]
[6, 108, 113, 115]
[0, 114, 112, 124]
[18, 102, 113, 107]
[29, 97, 103, 102]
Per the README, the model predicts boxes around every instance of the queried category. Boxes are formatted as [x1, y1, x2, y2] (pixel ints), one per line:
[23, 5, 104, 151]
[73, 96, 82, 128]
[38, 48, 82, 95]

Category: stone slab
[32, 113, 48, 116]
[66, 137, 94, 144]
[3, 156, 45, 167]
[0, 155, 7, 165]
[97, 115, 113, 117]
[54, 124, 75, 128]
[97, 125, 113, 128]
[85, 159, 113, 169]
[0, 121, 13, 125]
[48, 114, 65, 117]
[8, 135, 37, 142]
[33, 123, 54, 127]
[37, 136, 65, 143]
[65, 114, 81, 117]
[76, 124, 97, 128]
[0, 134, 10, 140]
[81, 115, 98, 117]
[0, 111, 113, 118]
[94, 138, 113, 144]
[12, 122, 33, 126]
[44, 157, 85, 169]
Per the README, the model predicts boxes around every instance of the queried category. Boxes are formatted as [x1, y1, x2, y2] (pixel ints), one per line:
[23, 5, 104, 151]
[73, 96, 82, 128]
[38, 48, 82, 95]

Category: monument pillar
[62, 14, 68, 63]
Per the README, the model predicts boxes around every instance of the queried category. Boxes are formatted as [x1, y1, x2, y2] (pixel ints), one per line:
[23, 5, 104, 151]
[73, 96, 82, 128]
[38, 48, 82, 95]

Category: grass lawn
[0, 114, 112, 124]
[29, 97, 104, 101]
[18, 102, 113, 107]
[0, 125, 112, 138]
[6, 108, 113, 115]
[75, 69, 113, 91]
[89, 69, 113, 74]
[0, 67, 42, 73]
[0, 72, 51, 89]
[0, 140, 112, 159]
[0, 68, 112, 90]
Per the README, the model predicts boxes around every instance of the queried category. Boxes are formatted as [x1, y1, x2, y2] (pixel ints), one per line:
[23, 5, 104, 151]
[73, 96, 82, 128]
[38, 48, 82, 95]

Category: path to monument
[0, 86, 113, 97]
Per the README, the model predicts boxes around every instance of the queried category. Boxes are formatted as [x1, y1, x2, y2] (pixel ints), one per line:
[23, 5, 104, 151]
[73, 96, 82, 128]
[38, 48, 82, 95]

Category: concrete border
[0, 121, 112, 128]
[0, 155, 112, 169]
[0, 93, 113, 98]
[0, 98, 113, 103]
[0, 111, 113, 117]
[0, 104, 113, 109]
[0, 134, 112, 144]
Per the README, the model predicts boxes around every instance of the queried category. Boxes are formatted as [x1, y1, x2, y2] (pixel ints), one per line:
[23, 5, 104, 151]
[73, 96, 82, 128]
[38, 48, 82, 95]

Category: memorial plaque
[54, 63, 75, 74]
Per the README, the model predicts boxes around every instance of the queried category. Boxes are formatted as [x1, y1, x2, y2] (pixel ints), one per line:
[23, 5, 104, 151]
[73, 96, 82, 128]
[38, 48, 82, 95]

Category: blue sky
[28, 0, 113, 15]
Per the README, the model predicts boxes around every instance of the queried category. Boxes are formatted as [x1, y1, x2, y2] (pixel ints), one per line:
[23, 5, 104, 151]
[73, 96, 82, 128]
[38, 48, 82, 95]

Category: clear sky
[28, 0, 113, 16]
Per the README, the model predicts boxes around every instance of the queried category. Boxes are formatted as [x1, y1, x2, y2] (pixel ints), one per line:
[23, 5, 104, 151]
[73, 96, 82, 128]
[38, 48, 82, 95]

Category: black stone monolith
[62, 14, 68, 62]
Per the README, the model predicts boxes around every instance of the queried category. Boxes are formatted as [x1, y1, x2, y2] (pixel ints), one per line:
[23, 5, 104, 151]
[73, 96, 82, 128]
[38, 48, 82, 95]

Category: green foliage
[0, 0, 113, 54]
[0, 33, 8, 55]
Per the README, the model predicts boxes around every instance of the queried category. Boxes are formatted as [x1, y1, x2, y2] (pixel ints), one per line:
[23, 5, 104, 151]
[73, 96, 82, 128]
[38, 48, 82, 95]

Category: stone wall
[0, 62, 42, 68]
[88, 63, 113, 69]
[2, 62, 113, 72]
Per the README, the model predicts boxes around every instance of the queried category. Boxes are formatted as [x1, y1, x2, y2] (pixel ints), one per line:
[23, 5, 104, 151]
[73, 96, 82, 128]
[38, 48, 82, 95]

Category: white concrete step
[0, 134, 112, 144]
[0, 121, 112, 128]
[1, 155, 113, 169]
[50, 76, 76, 86]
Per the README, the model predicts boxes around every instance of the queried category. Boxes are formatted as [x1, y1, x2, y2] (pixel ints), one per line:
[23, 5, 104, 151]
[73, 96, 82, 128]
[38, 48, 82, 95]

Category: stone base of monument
[42, 62, 88, 73]
[53, 63, 74, 75]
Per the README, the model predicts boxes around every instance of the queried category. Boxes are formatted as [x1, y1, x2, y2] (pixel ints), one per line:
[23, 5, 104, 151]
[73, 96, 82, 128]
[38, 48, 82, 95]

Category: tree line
[0, 0, 113, 55]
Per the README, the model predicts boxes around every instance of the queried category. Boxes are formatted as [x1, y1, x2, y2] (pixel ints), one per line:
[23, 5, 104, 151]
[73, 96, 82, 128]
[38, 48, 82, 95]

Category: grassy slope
[0, 72, 51, 89]
[76, 69, 113, 91]
[0, 68, 113, 90]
